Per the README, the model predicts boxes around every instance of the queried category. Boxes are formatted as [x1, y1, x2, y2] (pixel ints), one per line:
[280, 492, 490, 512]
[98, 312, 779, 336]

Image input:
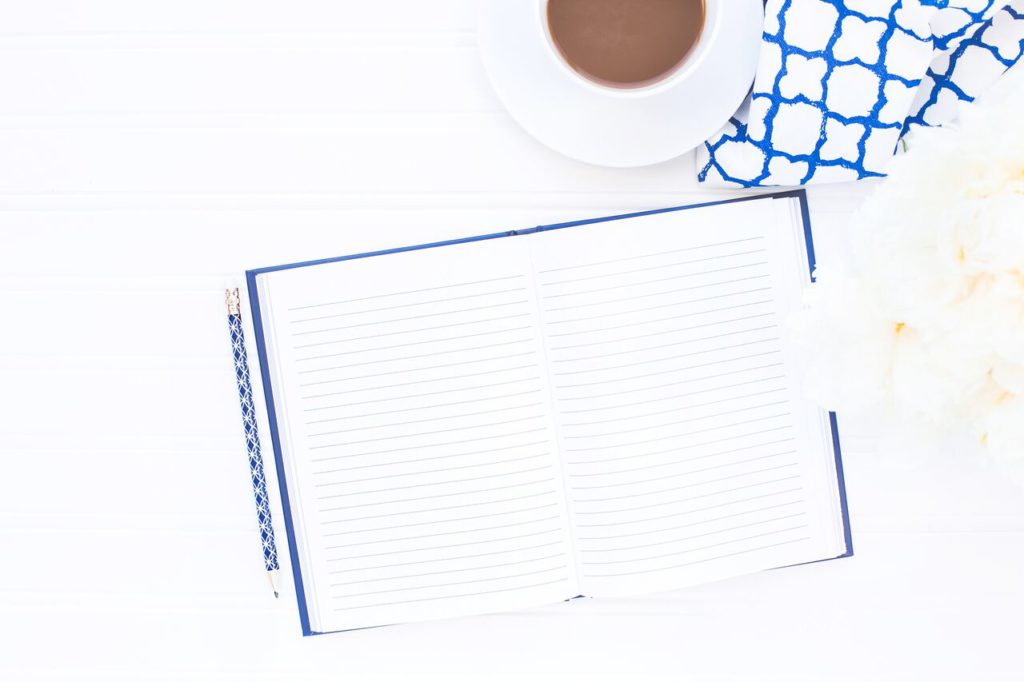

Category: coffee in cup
[546, 0, 706, 89]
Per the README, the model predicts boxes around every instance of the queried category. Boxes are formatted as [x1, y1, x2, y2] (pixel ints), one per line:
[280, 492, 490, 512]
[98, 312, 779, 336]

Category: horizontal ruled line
[306, 389, 543, 425]
[556, 351, 783, 390]
[330, 552, 567, 587]
[313, 441, 549, 475]
[291, 286, 528, 323]
[541, 262, 770, 299]
[537, 239, 765, 276]
[584, 536, 811, 578]
[314, 452, 549, 488]
[288, 274, 526, 311]
[571, 442, 797, 492]
[553, 339, 781, 377]
[575, 489, 803, 529]
[562, 401, 790, 441]
[294, 313, 532, 349]
[332, 577, 567, 611]
[559, 377, 785, 415]
[543, 275, 770, 313]
[547, 313, 775, 351]
[322, 502, 559, 537]
[315, 465, 552, 501]
[578, 501, 805, 542]
[557, 363, 785, 402]
[546, 301, 774, 338]
[299, 351, 536, 388]
[319, 477, 557, 512]
[292, 299, 530, 336]
[573, 446, 794, 493]
[331, 565, 569, 601]
[304, 379, 540, 413]
[308, 414, 544, 450]
[570, 435, 797, 469]
[574, 471, 801, 513]
[551, 326, 778, 364]
[570, 452, 798, 482]
[324, 514, 562, 550]
[297, 325, 533, 362]
[307, 402, 544, 437]
[326, 527, 562, 562]
[561, 411, 790, 454]
[320, 489, 556, 525]
[328, 540, 564, 574]
[581, 513, 807, 556]
[297, 338, 534, 375]
[545, 289, 772, 326]
[561, 389, 786, 427]
[302, 366, 538, 400]
[311, 427, 549, 463]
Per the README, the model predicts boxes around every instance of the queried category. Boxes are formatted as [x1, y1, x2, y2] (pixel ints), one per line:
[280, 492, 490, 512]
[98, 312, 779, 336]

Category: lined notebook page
[254, 237, 577, 632]
[528, 199, 845, 597]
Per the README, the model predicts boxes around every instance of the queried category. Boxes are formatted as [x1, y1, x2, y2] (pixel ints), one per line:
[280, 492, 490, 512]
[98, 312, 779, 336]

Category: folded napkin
[697, 0, 1024, 187]
[906, 0, 1024, 132]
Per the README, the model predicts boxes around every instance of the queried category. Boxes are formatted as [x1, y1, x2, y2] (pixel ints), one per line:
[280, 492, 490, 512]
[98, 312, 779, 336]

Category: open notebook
[246, 191, 852, 635]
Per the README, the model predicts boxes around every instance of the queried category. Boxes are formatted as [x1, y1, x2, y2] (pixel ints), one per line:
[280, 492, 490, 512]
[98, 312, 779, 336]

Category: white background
[2, 1, 1023, 680]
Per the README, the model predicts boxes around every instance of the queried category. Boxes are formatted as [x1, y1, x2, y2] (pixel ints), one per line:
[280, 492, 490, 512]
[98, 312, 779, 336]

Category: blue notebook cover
[246, 189, 853, 636]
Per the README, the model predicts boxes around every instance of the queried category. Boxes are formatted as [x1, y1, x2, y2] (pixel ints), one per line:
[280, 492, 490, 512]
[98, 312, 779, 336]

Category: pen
[226, 287, 280, 598]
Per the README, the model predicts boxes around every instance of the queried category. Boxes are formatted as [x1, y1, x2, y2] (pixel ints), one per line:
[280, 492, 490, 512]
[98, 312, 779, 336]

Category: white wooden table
[2, 2, 1023, 680]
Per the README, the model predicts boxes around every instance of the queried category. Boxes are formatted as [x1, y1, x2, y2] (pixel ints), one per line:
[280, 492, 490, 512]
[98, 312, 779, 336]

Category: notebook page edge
[779, 193, 852, 561]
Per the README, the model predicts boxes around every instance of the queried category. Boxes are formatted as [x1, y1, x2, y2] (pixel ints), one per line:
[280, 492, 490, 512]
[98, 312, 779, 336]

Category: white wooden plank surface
[1, 1, 1022, 680]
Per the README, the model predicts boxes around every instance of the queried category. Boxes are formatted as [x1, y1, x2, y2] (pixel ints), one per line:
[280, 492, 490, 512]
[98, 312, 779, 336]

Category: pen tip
[274, 591, 279, 598]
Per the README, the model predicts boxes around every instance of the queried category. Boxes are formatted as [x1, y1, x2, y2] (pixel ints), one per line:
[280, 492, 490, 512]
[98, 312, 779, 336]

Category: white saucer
[477, 0, 764, 168]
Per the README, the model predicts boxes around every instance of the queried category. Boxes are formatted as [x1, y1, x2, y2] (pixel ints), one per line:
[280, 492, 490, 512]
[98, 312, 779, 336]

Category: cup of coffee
[542, 0, 710, 95]
[477, 0, 760, 166]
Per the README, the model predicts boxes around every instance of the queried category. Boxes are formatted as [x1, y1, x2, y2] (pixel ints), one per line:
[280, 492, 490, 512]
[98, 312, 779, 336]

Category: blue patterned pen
[226, 288, 280, 598]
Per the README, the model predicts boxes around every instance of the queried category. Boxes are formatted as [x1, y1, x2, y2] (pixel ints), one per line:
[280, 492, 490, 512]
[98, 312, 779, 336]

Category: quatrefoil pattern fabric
[697, 0, 1024, 187]
[906, 1, 1024, 132]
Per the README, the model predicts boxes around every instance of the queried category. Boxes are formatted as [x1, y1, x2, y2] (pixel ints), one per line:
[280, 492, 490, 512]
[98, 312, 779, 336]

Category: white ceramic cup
[477, 0, 761, 166]
[537, 0, 719, 99]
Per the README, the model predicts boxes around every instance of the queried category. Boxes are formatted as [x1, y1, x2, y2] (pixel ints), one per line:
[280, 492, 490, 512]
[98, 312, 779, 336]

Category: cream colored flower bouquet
[793, 68, 1024, 472]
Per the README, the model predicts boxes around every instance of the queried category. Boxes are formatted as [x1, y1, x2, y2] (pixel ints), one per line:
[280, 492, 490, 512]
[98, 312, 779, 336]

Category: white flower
[792, 67, 1024, 474]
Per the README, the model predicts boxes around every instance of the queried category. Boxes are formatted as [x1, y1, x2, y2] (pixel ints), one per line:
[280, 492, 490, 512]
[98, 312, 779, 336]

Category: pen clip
[225, 287, 241, 316]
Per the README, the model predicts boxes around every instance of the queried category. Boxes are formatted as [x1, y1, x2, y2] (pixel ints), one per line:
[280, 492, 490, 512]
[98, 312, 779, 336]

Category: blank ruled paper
[250, 195, 848, 631]
[528, 200, 844, 596]
[254, 237, 576, 632]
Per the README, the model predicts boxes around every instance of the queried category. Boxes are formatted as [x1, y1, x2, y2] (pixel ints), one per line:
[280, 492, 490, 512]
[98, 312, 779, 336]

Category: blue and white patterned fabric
[906, 0, 1024, 132]
[697, 0, 1024, 187]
